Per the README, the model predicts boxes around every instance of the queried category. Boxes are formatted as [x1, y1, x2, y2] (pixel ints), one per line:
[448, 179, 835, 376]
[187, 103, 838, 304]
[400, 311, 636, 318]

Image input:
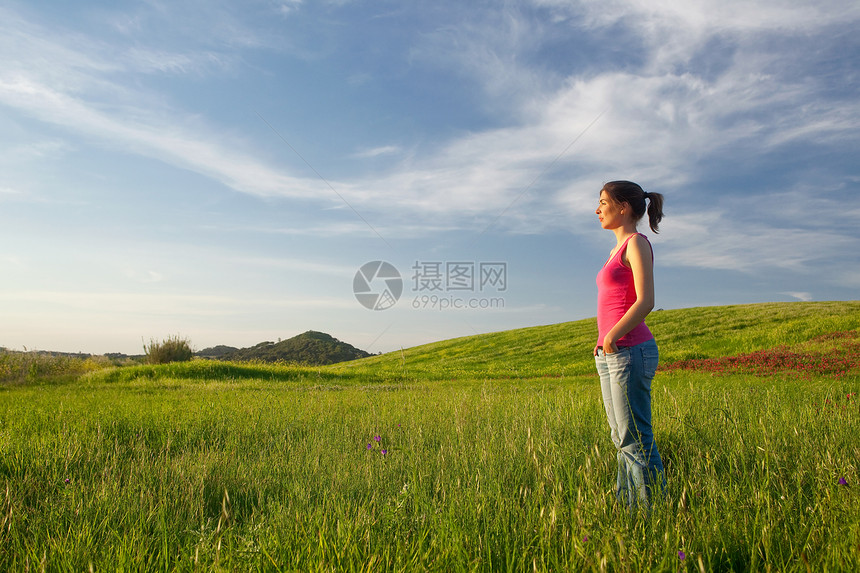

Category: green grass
[0, 301, 858, 571]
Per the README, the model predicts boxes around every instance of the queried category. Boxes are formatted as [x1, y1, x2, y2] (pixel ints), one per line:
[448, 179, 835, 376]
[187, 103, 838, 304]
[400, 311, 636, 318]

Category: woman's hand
[602, 335, 619, 354]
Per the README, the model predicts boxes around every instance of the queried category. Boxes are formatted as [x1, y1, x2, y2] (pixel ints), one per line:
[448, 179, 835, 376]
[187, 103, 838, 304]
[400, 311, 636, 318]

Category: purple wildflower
[381, 449, 388, 455]
[582, 535, 588, 543]
[366, 443, 372, 450]
[838, 477, 848, 486]
[374, 435, 381, 442]
[64, 478, 70, 484]
[678, 551, 686, 561]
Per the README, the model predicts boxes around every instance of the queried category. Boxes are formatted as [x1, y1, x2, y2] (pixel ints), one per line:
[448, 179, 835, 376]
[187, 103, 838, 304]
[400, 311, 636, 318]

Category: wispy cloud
[122, 48, 235, 76]
[275, 0, 304, 16]
[782, 291, 813, 302]
[0, 290, 355, 314]
[658, 211, 858, 275]
[225, 256, 356, 276]
[352, 145, 401, 158]
[0, 72, 325, 199]
[123, 269, 165, 284]
[4, 139, 72, 161]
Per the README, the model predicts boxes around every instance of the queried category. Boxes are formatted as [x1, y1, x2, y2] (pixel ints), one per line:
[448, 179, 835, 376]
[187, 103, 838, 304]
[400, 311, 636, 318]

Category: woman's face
[596, 190, 625, 230]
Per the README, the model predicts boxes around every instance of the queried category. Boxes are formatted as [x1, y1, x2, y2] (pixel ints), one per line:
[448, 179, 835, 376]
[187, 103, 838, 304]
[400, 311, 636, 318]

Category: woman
[593, 180, 666, 509]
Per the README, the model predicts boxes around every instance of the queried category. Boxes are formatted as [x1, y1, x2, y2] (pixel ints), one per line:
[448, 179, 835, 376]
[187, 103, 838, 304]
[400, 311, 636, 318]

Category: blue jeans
[595, 339, 666, 508]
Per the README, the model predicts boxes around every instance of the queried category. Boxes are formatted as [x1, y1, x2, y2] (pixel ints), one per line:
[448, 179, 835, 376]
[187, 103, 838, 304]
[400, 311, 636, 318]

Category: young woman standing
[593, 180, 666, 509]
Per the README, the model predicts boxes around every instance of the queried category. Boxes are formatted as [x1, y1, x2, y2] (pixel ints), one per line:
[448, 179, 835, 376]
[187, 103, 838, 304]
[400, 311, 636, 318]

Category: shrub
[144, 335, 194, 365]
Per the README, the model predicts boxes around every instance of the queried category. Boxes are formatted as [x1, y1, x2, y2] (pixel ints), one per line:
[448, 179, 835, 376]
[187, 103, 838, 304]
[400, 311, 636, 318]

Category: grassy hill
[327, 300, 860, 380]
[85, 301, 859, 386]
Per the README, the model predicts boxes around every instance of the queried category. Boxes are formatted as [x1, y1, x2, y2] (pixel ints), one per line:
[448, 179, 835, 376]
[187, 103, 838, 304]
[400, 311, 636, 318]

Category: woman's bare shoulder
[626, 234, 653, 261]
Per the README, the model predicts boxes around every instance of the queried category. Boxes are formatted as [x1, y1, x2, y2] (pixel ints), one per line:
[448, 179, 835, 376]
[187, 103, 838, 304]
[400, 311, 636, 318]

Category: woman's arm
[602, 234, 655, 353]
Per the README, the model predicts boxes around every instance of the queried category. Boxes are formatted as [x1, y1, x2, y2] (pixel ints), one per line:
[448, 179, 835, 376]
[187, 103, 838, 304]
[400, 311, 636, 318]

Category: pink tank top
[596, 233, 654, 347]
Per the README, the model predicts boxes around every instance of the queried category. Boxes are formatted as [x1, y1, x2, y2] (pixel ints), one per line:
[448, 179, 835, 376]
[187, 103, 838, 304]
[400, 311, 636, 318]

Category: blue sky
[1, 0, 858, 355]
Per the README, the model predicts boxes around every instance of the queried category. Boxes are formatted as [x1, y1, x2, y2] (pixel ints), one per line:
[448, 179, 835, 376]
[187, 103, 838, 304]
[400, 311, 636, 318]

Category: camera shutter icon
[353, 261, 402, 310]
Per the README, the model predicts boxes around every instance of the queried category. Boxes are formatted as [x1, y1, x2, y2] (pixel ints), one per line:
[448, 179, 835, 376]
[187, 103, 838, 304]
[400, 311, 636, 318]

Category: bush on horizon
[143, 335, 194, 365]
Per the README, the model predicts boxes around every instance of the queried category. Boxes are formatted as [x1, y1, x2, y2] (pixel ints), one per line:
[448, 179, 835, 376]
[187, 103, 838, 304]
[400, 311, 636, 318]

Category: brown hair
[601, 180, 664, 233]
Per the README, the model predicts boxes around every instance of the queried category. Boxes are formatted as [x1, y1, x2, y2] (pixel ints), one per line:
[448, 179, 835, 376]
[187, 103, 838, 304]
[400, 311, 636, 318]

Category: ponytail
[645, 191, 664, 233]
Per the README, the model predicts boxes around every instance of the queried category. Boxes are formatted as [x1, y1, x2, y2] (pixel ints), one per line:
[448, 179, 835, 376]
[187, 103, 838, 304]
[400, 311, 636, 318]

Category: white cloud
[657, 210, 858, 275]
[122, 48, 234, 76]
[782, 291, 813, 302]
[352, 145, 401, 158]
[5, 139, 71, 161]
[0, 74, 327, 199]
[124, 269, 165, 284]
[548, 0, 858, 37]
[275, 0, 304, 16]
[410, 6, 554, 111]
[226, 256, 356, 276]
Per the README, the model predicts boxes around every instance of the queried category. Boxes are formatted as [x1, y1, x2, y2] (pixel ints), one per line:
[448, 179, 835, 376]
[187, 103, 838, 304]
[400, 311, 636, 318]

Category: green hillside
[85, 301, 859, 386]
[329, 301, 860, 380]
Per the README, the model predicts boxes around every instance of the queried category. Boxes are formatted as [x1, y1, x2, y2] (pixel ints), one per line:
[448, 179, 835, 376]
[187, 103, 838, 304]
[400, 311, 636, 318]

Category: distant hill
[196, 331, 372, 365]
[194, 345, 239, 360]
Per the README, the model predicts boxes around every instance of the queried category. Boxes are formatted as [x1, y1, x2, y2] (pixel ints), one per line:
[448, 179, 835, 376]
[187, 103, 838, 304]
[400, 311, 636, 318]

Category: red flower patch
[660, 331, 860, 380]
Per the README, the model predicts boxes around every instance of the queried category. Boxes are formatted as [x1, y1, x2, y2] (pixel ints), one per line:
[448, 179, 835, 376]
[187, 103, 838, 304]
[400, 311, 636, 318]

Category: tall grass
[0, 350, 110, 384]
[0, 301, 857, 571]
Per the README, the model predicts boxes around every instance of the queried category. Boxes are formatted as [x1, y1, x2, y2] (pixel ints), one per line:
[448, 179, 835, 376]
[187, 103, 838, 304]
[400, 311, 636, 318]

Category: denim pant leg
[595, 339, 665, 507]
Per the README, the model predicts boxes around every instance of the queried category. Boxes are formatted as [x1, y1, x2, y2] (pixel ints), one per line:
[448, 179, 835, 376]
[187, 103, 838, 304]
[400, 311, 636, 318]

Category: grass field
[1, 301, 858, 571]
